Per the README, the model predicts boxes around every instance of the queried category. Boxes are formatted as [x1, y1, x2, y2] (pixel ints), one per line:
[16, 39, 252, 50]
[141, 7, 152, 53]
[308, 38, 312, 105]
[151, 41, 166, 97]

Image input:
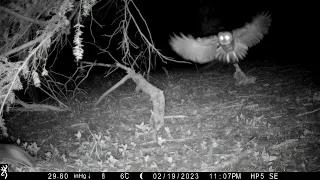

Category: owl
[169, 13, 271, 85]
[169, 13, 271, 64]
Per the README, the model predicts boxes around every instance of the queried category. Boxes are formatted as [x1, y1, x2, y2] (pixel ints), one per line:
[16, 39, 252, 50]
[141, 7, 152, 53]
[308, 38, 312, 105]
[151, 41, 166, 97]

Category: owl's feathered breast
[219, 38, 235, 53]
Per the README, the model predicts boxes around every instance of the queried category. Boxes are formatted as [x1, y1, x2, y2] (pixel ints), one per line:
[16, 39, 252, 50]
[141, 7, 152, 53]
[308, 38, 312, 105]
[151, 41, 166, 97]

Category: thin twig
[297, 108, 320, 117]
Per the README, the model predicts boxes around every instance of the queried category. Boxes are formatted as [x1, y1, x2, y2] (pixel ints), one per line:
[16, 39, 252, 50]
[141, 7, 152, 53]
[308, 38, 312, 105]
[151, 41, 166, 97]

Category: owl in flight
[169, 13, 271, 85]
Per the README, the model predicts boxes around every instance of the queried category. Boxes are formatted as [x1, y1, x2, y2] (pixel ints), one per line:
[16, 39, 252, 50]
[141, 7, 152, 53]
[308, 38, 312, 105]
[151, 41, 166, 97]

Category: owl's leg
[233, 63, 256, 85]
[233, 63, 246, 82]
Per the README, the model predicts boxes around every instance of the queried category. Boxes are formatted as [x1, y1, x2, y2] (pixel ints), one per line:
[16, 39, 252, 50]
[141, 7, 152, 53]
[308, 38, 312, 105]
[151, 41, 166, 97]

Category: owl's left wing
[169, 34, 219, 64]
[234, 13, 271, 48]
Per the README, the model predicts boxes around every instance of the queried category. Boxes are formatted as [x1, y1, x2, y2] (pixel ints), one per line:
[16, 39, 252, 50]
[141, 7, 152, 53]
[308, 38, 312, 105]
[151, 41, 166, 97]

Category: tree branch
[0, 6, 48, 26]
[1, 33, 46, 57]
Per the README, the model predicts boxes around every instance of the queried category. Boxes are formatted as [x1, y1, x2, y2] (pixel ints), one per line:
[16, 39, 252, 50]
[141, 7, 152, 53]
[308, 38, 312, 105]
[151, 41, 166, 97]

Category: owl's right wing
[233, 13, 271, 48]
[169, 34, 219, 64]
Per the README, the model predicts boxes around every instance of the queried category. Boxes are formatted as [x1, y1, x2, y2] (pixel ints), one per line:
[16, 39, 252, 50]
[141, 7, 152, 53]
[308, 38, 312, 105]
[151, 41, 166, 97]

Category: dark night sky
[133, 0, 303, 63]
[55, 0, 309, 73]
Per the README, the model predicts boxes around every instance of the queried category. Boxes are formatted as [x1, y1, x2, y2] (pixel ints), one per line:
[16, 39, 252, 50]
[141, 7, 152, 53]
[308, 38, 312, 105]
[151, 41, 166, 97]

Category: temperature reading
[120, 172, 129, 179]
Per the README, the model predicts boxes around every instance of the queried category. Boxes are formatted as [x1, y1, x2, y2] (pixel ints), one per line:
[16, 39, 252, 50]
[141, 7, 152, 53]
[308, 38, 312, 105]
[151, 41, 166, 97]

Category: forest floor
[4, 63, 320, 172]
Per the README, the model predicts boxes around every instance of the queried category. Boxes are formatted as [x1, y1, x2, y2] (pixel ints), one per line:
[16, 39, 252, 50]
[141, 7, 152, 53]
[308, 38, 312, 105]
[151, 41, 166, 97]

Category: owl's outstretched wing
[234, 13, 271, 48]
[169, 34, 219, 64]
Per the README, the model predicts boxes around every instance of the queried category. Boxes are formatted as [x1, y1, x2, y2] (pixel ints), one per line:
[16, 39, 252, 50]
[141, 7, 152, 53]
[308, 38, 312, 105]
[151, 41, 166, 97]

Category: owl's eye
[225, 35, 230, 40]
[219, 36, 224, 41]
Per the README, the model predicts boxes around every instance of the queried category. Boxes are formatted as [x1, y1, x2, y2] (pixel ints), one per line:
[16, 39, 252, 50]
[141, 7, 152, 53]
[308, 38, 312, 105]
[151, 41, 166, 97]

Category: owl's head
[218, 32, 233, 45]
